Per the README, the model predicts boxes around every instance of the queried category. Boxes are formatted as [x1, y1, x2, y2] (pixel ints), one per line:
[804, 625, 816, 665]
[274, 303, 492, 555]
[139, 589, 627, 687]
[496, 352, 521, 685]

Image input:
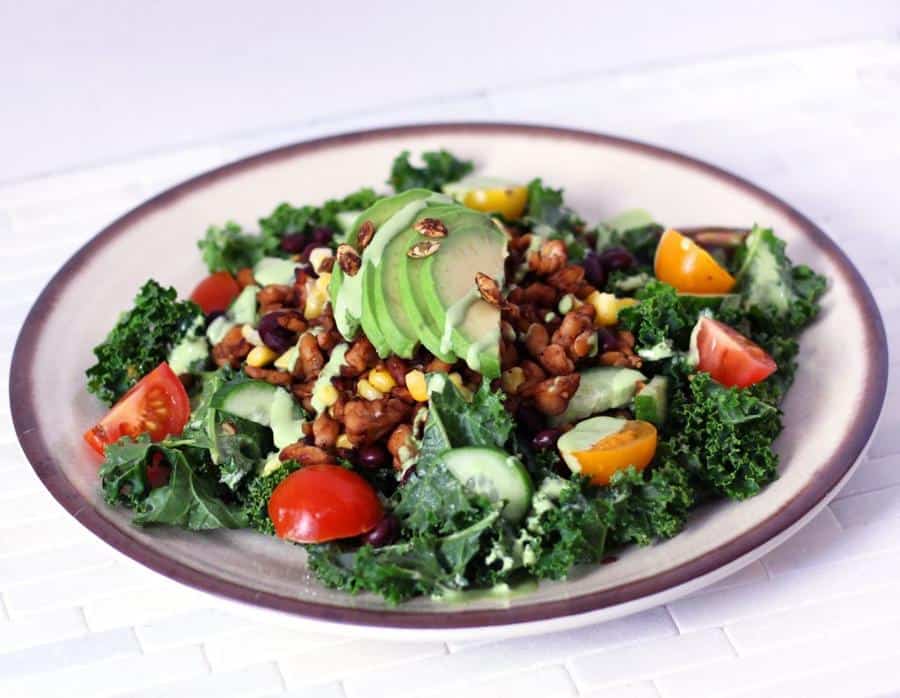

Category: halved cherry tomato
[654, 228, 736, 294]
[83, 363, 191, 455]
[190, 271, 241, 314]
[570, 420, 658, 486]
[268, 464, 383, 543]
[463, 185, 528, 220]
[694, 316, 777, 388]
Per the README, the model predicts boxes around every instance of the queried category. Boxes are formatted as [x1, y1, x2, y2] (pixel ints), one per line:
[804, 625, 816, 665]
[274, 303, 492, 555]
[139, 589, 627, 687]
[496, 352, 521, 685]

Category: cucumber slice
[634, 375, 668, 426]
[441, 447, 533, 523]
[211, 379, 276, 426]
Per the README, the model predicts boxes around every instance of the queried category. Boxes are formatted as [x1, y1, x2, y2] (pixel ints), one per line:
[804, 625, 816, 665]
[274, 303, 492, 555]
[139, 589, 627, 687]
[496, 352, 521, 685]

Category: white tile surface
[1, 17, 899, 698]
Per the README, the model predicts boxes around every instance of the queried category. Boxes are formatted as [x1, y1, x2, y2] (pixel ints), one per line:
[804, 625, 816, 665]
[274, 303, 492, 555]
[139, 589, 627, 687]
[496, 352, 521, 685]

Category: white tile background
[2, 3, 900, 696]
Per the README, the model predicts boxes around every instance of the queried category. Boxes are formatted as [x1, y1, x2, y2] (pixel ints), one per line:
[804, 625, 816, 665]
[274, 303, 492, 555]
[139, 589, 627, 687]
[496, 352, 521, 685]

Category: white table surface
[2, 4, 899, 697]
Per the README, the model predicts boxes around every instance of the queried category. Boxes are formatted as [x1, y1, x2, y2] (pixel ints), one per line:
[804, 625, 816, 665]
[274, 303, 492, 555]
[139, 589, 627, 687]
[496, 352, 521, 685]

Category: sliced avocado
[230, 284, 259, 325]
[270, 387, 306, 449]
[557, 416, 627, 474]
[360, 196, 434, 357]
[403, 204, 506, 377]
[634, 375, 668, 426]
[330, 189, 436, 342]
[550, 366, 646, 426]
[253, 257, 296, 287]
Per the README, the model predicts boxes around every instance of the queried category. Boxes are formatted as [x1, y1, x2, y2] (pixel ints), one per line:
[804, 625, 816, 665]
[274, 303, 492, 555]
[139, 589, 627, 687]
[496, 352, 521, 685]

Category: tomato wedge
[83, 362, 191, 455]
[190, 271, 241, 314]
[654, 228, 736, 294]
[694, 316, 777, 388]
[268, 465, 384, 543]
[568, 420, 658, 486]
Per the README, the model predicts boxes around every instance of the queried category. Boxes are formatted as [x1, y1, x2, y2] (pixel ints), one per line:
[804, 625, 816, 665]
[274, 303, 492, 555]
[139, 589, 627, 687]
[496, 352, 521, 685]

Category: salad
[83, 149, 826, 603]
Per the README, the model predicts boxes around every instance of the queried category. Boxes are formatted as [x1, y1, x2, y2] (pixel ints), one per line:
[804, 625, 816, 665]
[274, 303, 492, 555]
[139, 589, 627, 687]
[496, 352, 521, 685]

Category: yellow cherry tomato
[654, 228, 736, 294]
[570, 420, 658, 486]
[463, 185, 528, 220]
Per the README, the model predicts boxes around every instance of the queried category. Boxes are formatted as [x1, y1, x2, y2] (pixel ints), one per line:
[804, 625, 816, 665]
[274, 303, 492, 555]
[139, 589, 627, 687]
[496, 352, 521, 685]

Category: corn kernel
[586, 291, 636, 326]
[448, 372, 464, 389]
[336, 434, 353, 449]
[357, 378, 383, 401]
[501, 367, 525, 394]
[241, 323, 263, 346]
[304, 279, 329, 320]
[368, 368, 396, 393]
[315, 272, 332, 292]
[405, 370, 428, 402]
[246, 345, 278, 367]
[314, 382, 339, 409]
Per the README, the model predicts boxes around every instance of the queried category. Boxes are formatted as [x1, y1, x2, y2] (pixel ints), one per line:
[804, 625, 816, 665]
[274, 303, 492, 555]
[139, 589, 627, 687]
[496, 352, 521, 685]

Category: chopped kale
[86, 280, 202, 404]
[388, 149, 473, 192]
[197, 221, 266, 275]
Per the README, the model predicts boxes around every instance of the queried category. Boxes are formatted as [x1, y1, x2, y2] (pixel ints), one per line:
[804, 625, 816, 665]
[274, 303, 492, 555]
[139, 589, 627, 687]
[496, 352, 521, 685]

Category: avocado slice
[403, 204, 506, 377]
[550, 366, 646, 426]
[330, 189, 436, 343]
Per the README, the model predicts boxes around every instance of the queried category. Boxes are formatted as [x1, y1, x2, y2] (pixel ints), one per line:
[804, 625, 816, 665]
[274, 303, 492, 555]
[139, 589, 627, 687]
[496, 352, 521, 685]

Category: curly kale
[239, 461, 302, 535]
[601, 464, 695, 547]
[258, 188, 378, 254]
[523, 478, 609, 580]
[197, 221, 266, 275]
[86, 280, 203, 404]
[388, 149, 473, 192]
[307, 510, 500, 604]
[522, 178, 588, 259]
[664, 371, 782, 500]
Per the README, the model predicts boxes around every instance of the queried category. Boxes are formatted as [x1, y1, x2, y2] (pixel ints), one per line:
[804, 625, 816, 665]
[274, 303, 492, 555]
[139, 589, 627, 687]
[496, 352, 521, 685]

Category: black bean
[532, 429, 561, 450]
[582, 252, 607, 288]
[363, 514, 400, 548]
[357, 444, 389, 470]
[596, 327, 620, 353]
[257, 311, 296, 353]
[311, 226, 334, 244]
[597, 246, 637, 272]
[280, 233, 307, 254]
[516, 405, 544, 434]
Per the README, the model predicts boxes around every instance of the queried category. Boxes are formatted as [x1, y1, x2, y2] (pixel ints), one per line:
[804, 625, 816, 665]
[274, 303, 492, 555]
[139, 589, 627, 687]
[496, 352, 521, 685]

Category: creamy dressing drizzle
[465, 326, 500, 373]
[440, 286, 480, 355]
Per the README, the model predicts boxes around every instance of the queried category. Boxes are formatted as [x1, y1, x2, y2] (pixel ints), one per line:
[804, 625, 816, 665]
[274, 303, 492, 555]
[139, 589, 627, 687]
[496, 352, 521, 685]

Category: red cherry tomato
[83, 363, 191, 455]
[189, 271, 241, 314]
[695, 317, 777, 388]
[268, 465, 384, 543]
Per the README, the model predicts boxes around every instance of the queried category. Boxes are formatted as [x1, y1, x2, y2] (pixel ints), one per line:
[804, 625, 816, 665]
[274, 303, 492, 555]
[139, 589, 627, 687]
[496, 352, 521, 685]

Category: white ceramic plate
[10, 124, 888, 639]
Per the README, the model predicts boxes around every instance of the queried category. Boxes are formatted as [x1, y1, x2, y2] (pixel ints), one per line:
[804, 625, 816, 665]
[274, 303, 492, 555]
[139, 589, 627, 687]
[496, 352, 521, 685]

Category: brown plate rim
[9, 122, 889, 629]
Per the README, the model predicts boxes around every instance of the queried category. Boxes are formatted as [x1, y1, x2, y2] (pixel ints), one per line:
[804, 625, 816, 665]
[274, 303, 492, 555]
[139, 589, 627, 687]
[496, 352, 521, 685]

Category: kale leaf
[418, 376, 514, 469]
[86, 280, 202, 405]
[392, 464, 492, 536]
[258, 188, 378, 254]
[213, 413, 273, 490]
[197, 222, 266, 276]
[522, 178, 587, 259]
[601, 463, 695, 547]
[663, 371, 782, 500]
[306, 510, 500, 604]
[99, 435, 247, 530]
[240, 460, 302, 535]
[522, 478, 609, 580]
[388, 150, 473, 192]
[733, 226, 826, 335]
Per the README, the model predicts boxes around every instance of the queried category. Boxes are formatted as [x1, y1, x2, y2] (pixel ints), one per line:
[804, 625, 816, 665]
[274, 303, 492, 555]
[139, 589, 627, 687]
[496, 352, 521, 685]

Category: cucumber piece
[253, 257, 297, 287]
[229, 284, 259, 325]
[441, 447, 533, 523]
[211, 379, 276, 426]
[634, 376, 668, 426]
